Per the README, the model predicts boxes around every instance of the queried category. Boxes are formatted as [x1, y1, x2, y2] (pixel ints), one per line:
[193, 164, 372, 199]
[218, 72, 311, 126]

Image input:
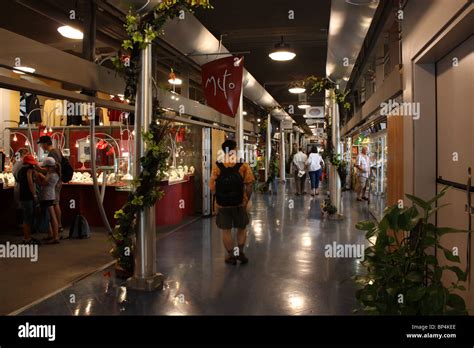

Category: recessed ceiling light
[13, 66, 35, 74]
[298, 104, 311, 110]
[289, 87, 306, 94]
[269, 36, 296, 62]
[57, 25, 84, 40]
[243, 111, 248, 115]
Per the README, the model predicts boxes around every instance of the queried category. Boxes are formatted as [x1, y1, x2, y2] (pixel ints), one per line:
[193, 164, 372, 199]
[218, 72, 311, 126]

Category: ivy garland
[305, 76, 351, 110]
[111, 0, 213, 277]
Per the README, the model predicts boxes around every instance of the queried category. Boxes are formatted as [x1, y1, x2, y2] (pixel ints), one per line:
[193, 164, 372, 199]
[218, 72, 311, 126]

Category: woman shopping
[306, 146, 324, 196]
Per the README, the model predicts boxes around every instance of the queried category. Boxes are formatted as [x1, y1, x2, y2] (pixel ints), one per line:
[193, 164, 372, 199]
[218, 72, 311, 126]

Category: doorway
[436, 35, 474, 308]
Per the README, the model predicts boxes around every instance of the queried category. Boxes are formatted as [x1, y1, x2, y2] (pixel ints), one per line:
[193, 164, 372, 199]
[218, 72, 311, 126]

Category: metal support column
[127, 44, 164, 291]
[280, 122, 286, 182]
[289, 131, 294, 156]
[329, 90, 342, 215]
[295, 131, 300, 150]
[265, 113, 271, 182]
[236, 78, 244, 159]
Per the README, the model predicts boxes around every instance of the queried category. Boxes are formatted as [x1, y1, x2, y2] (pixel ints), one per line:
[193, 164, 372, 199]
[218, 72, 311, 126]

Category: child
[35, 157, 60, 244]
[16, 154, 40, 244]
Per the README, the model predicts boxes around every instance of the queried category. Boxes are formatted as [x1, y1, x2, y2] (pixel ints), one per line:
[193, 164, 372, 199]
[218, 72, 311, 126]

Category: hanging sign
[281, 119, 293, 130]
[201, 56, 244, 117]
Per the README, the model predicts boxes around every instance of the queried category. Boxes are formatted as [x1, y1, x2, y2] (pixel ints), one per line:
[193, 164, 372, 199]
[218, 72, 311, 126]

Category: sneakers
[224, 252, 249, 265]
[237, 252, 249, 264]
[225, 254, 237, 265]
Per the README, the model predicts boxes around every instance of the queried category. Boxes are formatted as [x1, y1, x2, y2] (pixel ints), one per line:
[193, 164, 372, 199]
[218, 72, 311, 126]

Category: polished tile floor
[19, 183, 370, 315]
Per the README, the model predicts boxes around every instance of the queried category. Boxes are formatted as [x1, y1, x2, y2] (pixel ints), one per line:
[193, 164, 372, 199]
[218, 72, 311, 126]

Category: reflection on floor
[369, 193, 387, 221]
[18, 183, 370, 315]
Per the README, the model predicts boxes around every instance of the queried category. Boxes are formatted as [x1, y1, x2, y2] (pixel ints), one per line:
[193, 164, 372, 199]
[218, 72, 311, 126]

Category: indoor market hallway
[18, 184, 370, 315]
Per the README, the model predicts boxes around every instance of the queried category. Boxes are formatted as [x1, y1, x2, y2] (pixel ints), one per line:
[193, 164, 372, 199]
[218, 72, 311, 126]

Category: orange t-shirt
[209, 162, 255, 207]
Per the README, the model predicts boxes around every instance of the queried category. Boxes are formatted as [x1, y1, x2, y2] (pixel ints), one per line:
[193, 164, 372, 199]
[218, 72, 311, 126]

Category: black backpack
[215, 162, 244, 207]
[69, 214, 91, 239]
[60, 156, 74, 183]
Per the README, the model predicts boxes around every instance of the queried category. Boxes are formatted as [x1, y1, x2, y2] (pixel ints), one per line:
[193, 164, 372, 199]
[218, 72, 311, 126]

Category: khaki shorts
[216, 206, 249, 230]
[358, 176, 368, 190]
[54, 181, 63, 205]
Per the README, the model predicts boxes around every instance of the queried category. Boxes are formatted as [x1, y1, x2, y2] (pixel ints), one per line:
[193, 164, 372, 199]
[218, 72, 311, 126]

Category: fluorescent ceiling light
[13, 66, 35, 74]
[345, 0, 378, 5]
[57, 25, 84, 40]
[289, 87, 306, 94]
[298, 104, 311, 110]
[168, 78, 182, 85]
[269, 37, 296, 62]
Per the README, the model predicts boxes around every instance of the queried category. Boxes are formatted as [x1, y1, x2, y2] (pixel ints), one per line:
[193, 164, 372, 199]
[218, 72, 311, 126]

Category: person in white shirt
[306, 146, 325, 196]
[355, 147, 370, 201]
[292, 147, 308, 195]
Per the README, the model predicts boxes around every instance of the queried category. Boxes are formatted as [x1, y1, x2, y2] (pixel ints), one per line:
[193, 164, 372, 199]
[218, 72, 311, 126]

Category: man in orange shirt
[210, 140, 255, 265]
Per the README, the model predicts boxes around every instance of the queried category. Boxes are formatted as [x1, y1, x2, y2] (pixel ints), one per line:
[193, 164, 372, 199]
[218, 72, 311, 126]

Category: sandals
[44, 239, 60, 245]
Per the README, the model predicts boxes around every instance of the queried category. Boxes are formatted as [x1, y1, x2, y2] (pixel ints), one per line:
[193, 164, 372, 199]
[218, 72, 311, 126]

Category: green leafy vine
[110, 0, 213, 276]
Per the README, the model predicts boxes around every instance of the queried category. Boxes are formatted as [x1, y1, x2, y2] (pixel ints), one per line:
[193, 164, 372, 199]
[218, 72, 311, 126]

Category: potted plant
[354, 186, 468, 315]
[321, 198, 337, 217]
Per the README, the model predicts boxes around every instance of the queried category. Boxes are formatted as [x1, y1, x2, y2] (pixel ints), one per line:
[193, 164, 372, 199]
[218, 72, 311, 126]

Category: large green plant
[354, 186, 468, 315]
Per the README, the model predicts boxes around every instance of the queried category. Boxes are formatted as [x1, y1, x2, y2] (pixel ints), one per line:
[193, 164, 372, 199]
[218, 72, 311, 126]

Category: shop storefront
[347, 118, 387, 220]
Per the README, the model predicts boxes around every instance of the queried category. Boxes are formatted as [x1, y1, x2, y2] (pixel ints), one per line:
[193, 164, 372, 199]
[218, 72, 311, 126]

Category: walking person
[355, 146, 370, 201]
[37, 136, 64, 237]
[292, 147, 308, 195]
[35, 157, 60, 244]
[17, 154, 40, 244]
[306, 146, 324, 196]
[210, 140, 255, 265]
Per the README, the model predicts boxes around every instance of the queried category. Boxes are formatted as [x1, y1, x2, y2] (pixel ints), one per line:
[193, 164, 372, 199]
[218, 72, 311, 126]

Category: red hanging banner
[201, 56, 244, 117]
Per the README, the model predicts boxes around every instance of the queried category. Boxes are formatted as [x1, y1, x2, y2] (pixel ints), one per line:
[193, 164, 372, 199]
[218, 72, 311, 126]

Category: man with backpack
[37, 135, 73, 238]
[210, 140, 255, 265]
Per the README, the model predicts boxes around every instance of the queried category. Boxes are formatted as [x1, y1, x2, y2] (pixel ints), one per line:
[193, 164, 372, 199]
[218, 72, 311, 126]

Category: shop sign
[202, 56, 244, 117]
[281, 119, 293, 130]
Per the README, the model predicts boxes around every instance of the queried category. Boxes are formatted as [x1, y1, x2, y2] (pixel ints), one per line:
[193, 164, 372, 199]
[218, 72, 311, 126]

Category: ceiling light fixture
[345, 0, 378, 5]
[168, 68, 182, 85]
[289, 87, 306, 94]
[13, 66, 36, 74]
[298, 104, 311, 110]
[269, 36, 296, 62]
[243, 111, 248, 116]
[57, 25, 84, 40]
